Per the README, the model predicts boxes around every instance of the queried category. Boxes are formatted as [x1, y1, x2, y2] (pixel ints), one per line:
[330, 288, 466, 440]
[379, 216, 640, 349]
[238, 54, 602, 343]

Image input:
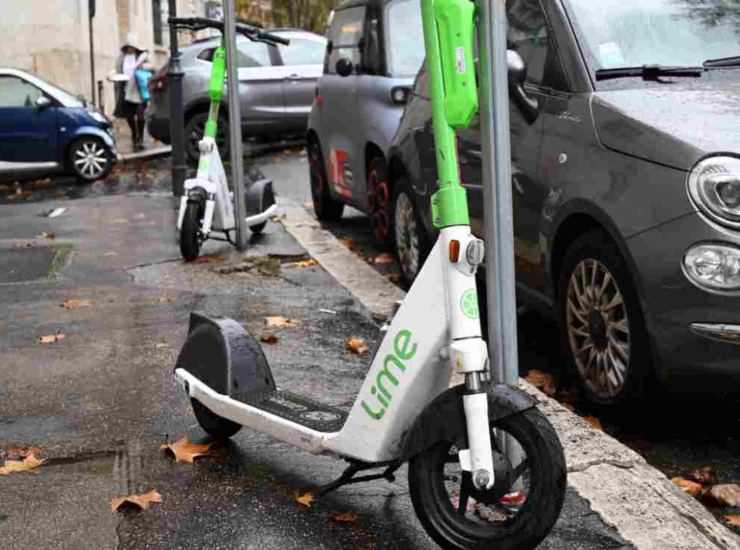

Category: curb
[117, 146, 172, 164]
[279, 198, 740, 550]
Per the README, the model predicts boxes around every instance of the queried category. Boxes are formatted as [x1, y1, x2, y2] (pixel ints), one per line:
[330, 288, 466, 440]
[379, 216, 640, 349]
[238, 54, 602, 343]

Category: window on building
[0, 76, 44, 108]
[278, 39, 326, 67]
[152, 0, 163, 46]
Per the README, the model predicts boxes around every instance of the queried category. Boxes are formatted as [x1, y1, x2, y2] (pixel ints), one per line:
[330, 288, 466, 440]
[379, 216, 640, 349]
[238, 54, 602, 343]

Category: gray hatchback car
[147, 29, 326, 162]
[388, 0, 740, 406]
[306, 0, 425, 240]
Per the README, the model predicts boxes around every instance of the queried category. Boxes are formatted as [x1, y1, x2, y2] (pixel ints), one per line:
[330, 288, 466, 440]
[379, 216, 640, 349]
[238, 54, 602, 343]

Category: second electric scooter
[169, 18, 288, 261]
[173, 2, 566, 548]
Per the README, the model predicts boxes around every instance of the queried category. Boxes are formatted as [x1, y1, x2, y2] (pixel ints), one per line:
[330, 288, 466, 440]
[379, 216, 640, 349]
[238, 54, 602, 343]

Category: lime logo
[461, 289, 479, 319]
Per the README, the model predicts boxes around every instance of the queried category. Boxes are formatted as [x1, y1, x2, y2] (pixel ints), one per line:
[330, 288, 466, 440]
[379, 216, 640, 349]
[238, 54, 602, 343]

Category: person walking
[114, 33, 148, 152]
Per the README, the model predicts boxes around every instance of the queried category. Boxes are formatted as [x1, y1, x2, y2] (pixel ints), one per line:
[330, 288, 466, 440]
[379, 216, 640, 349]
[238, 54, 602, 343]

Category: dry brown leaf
[688, 466, 715, 485]
[339, 236, 357, 250]
[260, 335, 279, 345]
[328, 511, 358, 523]
[154, 296, 173, 304]
[373, 252, 394, 265]
[523, 370, 557, 396]
[265, 316, 298, 328]
[288, 259, 318, 268]
[194, 254, 224, 264]
[724, 515, 740, 527]
[704, 484, 740, 508]
[304, 202, 314, 209]
[346, 337, 370, 356]
[295, 491, 314, 507]
[110, 490, 163, 512]
[672, 477, 703, 498]
[38, 332, 66, 344]
[0, 453, 44, 475]
[387, 273, 402, 284]
[61, 299, 92, 309]
[40, 232, 55, 240]
[160, 438, 214, 464]
[582, 416, 603, 431]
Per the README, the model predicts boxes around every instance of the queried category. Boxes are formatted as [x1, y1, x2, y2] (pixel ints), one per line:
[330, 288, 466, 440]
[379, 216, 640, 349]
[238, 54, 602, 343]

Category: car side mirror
[35, 96, 52, 109]
[336, 58, 354, 78]
[507, 50, 539, 125]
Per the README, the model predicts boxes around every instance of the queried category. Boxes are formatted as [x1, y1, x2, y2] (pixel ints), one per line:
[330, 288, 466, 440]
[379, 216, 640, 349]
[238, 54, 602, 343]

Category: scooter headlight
[683, 243, 740, 291]
[688, 156, 740, 227]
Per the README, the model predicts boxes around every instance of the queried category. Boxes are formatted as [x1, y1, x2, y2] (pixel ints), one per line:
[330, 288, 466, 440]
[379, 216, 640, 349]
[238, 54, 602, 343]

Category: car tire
[68, 137, 113, 182]
[185, 110, 229, 166]
[367, 156, 392, 242]
[308, 139, 344, 221]
[557, 229, 653, 408]
[391, 176, 431, 287]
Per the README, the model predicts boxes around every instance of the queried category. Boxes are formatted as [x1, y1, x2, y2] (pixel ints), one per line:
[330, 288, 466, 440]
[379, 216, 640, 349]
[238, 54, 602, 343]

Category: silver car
[306, 0, 424, 242]
[147, 29, 327, 162]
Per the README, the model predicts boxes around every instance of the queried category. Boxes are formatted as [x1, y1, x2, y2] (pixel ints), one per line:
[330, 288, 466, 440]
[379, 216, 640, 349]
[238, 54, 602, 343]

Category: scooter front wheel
[180, 200, 203, 262]
[191, 399, 242, 440]
[409, 408, 566, 550]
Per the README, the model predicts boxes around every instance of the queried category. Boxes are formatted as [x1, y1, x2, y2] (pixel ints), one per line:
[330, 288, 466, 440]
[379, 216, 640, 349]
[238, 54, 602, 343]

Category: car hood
[592, 76, 740, 171]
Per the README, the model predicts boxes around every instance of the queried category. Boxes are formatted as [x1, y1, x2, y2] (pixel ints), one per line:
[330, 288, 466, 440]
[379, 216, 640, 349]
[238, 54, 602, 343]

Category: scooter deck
[234, 389, 348, 432]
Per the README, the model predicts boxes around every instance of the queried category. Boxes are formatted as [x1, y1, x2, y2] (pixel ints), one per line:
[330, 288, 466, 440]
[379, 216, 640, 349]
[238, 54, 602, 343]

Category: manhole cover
[0, 247, 67, 284]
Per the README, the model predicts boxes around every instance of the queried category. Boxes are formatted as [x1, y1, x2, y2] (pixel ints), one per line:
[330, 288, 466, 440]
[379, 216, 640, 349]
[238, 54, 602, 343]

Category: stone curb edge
[278, 199, 739, 550]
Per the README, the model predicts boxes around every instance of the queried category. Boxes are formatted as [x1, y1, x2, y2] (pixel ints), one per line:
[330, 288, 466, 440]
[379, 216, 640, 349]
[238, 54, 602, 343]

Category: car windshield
[25, 72, 83, 107]
[565, 0, 740, 75]
[385, 0, 425, 77]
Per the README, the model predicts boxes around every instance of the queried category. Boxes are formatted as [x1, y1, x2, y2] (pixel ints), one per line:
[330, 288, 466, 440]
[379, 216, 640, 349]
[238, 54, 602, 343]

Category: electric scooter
[169, 17, 287, 261]
[173, 2, 566, 548]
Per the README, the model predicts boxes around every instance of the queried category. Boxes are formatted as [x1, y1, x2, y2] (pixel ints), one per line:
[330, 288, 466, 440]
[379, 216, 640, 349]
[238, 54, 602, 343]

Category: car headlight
[688, 156, 740, 228]
[89, 111, 109, 125]
[683, 243, 740, 291]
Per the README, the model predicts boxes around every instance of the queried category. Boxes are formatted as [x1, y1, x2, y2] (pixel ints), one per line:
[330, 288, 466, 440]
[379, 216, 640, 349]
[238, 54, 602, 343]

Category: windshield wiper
[704, 55, 740, 69]
[595, 64, 703, 82]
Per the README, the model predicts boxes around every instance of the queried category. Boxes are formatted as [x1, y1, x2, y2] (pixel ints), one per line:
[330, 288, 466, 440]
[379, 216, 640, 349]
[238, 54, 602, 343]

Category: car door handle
[286, 74, 301, 81]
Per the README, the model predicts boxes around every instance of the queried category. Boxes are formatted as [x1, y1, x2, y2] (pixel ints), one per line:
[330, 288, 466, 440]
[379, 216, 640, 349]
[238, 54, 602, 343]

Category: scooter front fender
[399, 383, 535, 460]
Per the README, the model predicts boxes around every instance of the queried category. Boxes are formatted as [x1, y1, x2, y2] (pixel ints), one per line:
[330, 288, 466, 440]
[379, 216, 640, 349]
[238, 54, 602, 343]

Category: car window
[278, 38, 326, 66]
[326, 6, 366, 73]
[197, 41, 271, 68]
[507, 0, 550, 86]
[0, 76, 44, 108]
[386, 0, 425, 77]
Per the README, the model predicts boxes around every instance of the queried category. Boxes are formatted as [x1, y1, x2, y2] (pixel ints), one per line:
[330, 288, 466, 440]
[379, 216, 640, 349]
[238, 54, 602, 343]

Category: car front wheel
[558, 230, 653, 407]
[69, 137, 113, 182]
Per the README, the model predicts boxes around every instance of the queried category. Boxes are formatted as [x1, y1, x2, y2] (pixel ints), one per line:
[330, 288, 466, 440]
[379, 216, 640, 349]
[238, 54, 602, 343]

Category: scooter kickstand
[317, 460, 403, 497]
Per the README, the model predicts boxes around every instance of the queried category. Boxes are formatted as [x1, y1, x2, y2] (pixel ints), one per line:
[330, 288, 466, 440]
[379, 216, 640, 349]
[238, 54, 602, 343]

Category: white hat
[122, 32, 143, 51]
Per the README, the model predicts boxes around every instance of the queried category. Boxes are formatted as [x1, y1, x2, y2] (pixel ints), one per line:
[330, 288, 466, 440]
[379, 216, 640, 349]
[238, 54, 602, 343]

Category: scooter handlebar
[167, 17, 290, 46]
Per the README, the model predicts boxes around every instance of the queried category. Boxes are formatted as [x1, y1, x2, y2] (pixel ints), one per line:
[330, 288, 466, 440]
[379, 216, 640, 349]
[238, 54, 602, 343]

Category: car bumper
[627, 211, 740, 394]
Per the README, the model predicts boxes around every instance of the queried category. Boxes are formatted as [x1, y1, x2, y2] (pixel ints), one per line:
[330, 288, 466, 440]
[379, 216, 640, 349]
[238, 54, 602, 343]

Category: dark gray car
[387, 0, 740, 406]
[147, 29, 326, 162]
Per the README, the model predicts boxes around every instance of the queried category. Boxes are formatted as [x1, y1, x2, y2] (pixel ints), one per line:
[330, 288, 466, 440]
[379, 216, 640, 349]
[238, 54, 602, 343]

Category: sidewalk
[0, 183, 736, 548]
[113, 119, 172, 163]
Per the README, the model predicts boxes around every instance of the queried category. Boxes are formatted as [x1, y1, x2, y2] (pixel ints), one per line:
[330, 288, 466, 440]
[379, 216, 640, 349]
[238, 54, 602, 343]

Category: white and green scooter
[173, 2, 566, 548]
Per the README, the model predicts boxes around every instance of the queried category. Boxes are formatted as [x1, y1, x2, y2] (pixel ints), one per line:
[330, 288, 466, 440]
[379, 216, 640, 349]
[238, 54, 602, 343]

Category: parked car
[147, 29, 327, 163]
[387, 0, 740, 406]
[306, 0, 425, 241]
[0, 68, 116, 182]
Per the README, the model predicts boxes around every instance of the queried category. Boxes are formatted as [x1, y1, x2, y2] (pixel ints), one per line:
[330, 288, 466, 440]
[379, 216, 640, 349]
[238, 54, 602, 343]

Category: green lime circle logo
[460, 289, 479, 319]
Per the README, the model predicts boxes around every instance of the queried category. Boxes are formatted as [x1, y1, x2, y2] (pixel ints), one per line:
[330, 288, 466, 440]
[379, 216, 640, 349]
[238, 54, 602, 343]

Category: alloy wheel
[73, 140, 108, 180]
[565, 259, 631, 400]
[187, 115, 227, 162]
[394, 192, 420, 280]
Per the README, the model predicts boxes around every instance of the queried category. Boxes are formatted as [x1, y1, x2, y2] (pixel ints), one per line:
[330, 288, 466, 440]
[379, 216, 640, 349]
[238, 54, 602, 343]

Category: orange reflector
[449, 240, 461, 263]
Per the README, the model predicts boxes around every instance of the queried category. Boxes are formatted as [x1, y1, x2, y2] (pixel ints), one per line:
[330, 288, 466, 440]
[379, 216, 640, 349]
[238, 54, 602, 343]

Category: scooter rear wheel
[191, 399, 242, 440]
[180, 200, 203, 262]
[409, 408, 566, 550]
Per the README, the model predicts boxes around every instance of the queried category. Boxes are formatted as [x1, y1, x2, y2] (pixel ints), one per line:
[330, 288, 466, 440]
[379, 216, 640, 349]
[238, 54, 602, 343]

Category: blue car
[0, 68, 116, 182]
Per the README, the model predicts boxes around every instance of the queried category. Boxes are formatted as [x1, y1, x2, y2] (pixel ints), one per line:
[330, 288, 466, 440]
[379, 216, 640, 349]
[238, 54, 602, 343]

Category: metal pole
[88, 1, 96, 106]
[223, 0, 249, 250]
[168, 0, 187, 197]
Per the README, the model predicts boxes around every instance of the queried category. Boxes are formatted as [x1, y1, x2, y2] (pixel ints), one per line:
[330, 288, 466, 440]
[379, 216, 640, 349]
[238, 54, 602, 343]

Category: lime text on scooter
[361, 329, 418, 420]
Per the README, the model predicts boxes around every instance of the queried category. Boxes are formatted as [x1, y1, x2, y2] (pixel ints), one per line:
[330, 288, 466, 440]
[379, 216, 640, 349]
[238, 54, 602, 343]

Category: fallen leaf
[265, 316, 298, 328]
[346, 337, 370, 356]
[110, 490, 163, 512]
[724, 515, 740, 527]
[39, 232, 55, 240]
[160, 438, 214, 464]
[37, 332, 66, 344]
[295, 491, 314, 507]
[688, 466, 715, 485]
[61, 299, 92, 309]
[704, 484, 740, 508]
[194, 254, 224, 264]
[328, 511, 358, 523]
[288, 259, 317, 268]
[523, 370, 557, 396]
[154, 296, 173, 304]
[582, 416, 603, 431]
[387, 273, 402, 284]
[373, 252, 394, 264]
[304, 202, 314, 210]
[672, 477, 703, 498]
[0, 453, 44, 475]
[339, 236, 357, 250]
[260, 335, 279, 344]
[103, 251, 118, 257]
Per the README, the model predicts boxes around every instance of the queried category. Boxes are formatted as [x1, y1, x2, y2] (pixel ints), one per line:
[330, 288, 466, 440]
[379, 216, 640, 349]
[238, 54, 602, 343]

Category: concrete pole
[223, 0, 249, 251]
[167, 0, 187, 197]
